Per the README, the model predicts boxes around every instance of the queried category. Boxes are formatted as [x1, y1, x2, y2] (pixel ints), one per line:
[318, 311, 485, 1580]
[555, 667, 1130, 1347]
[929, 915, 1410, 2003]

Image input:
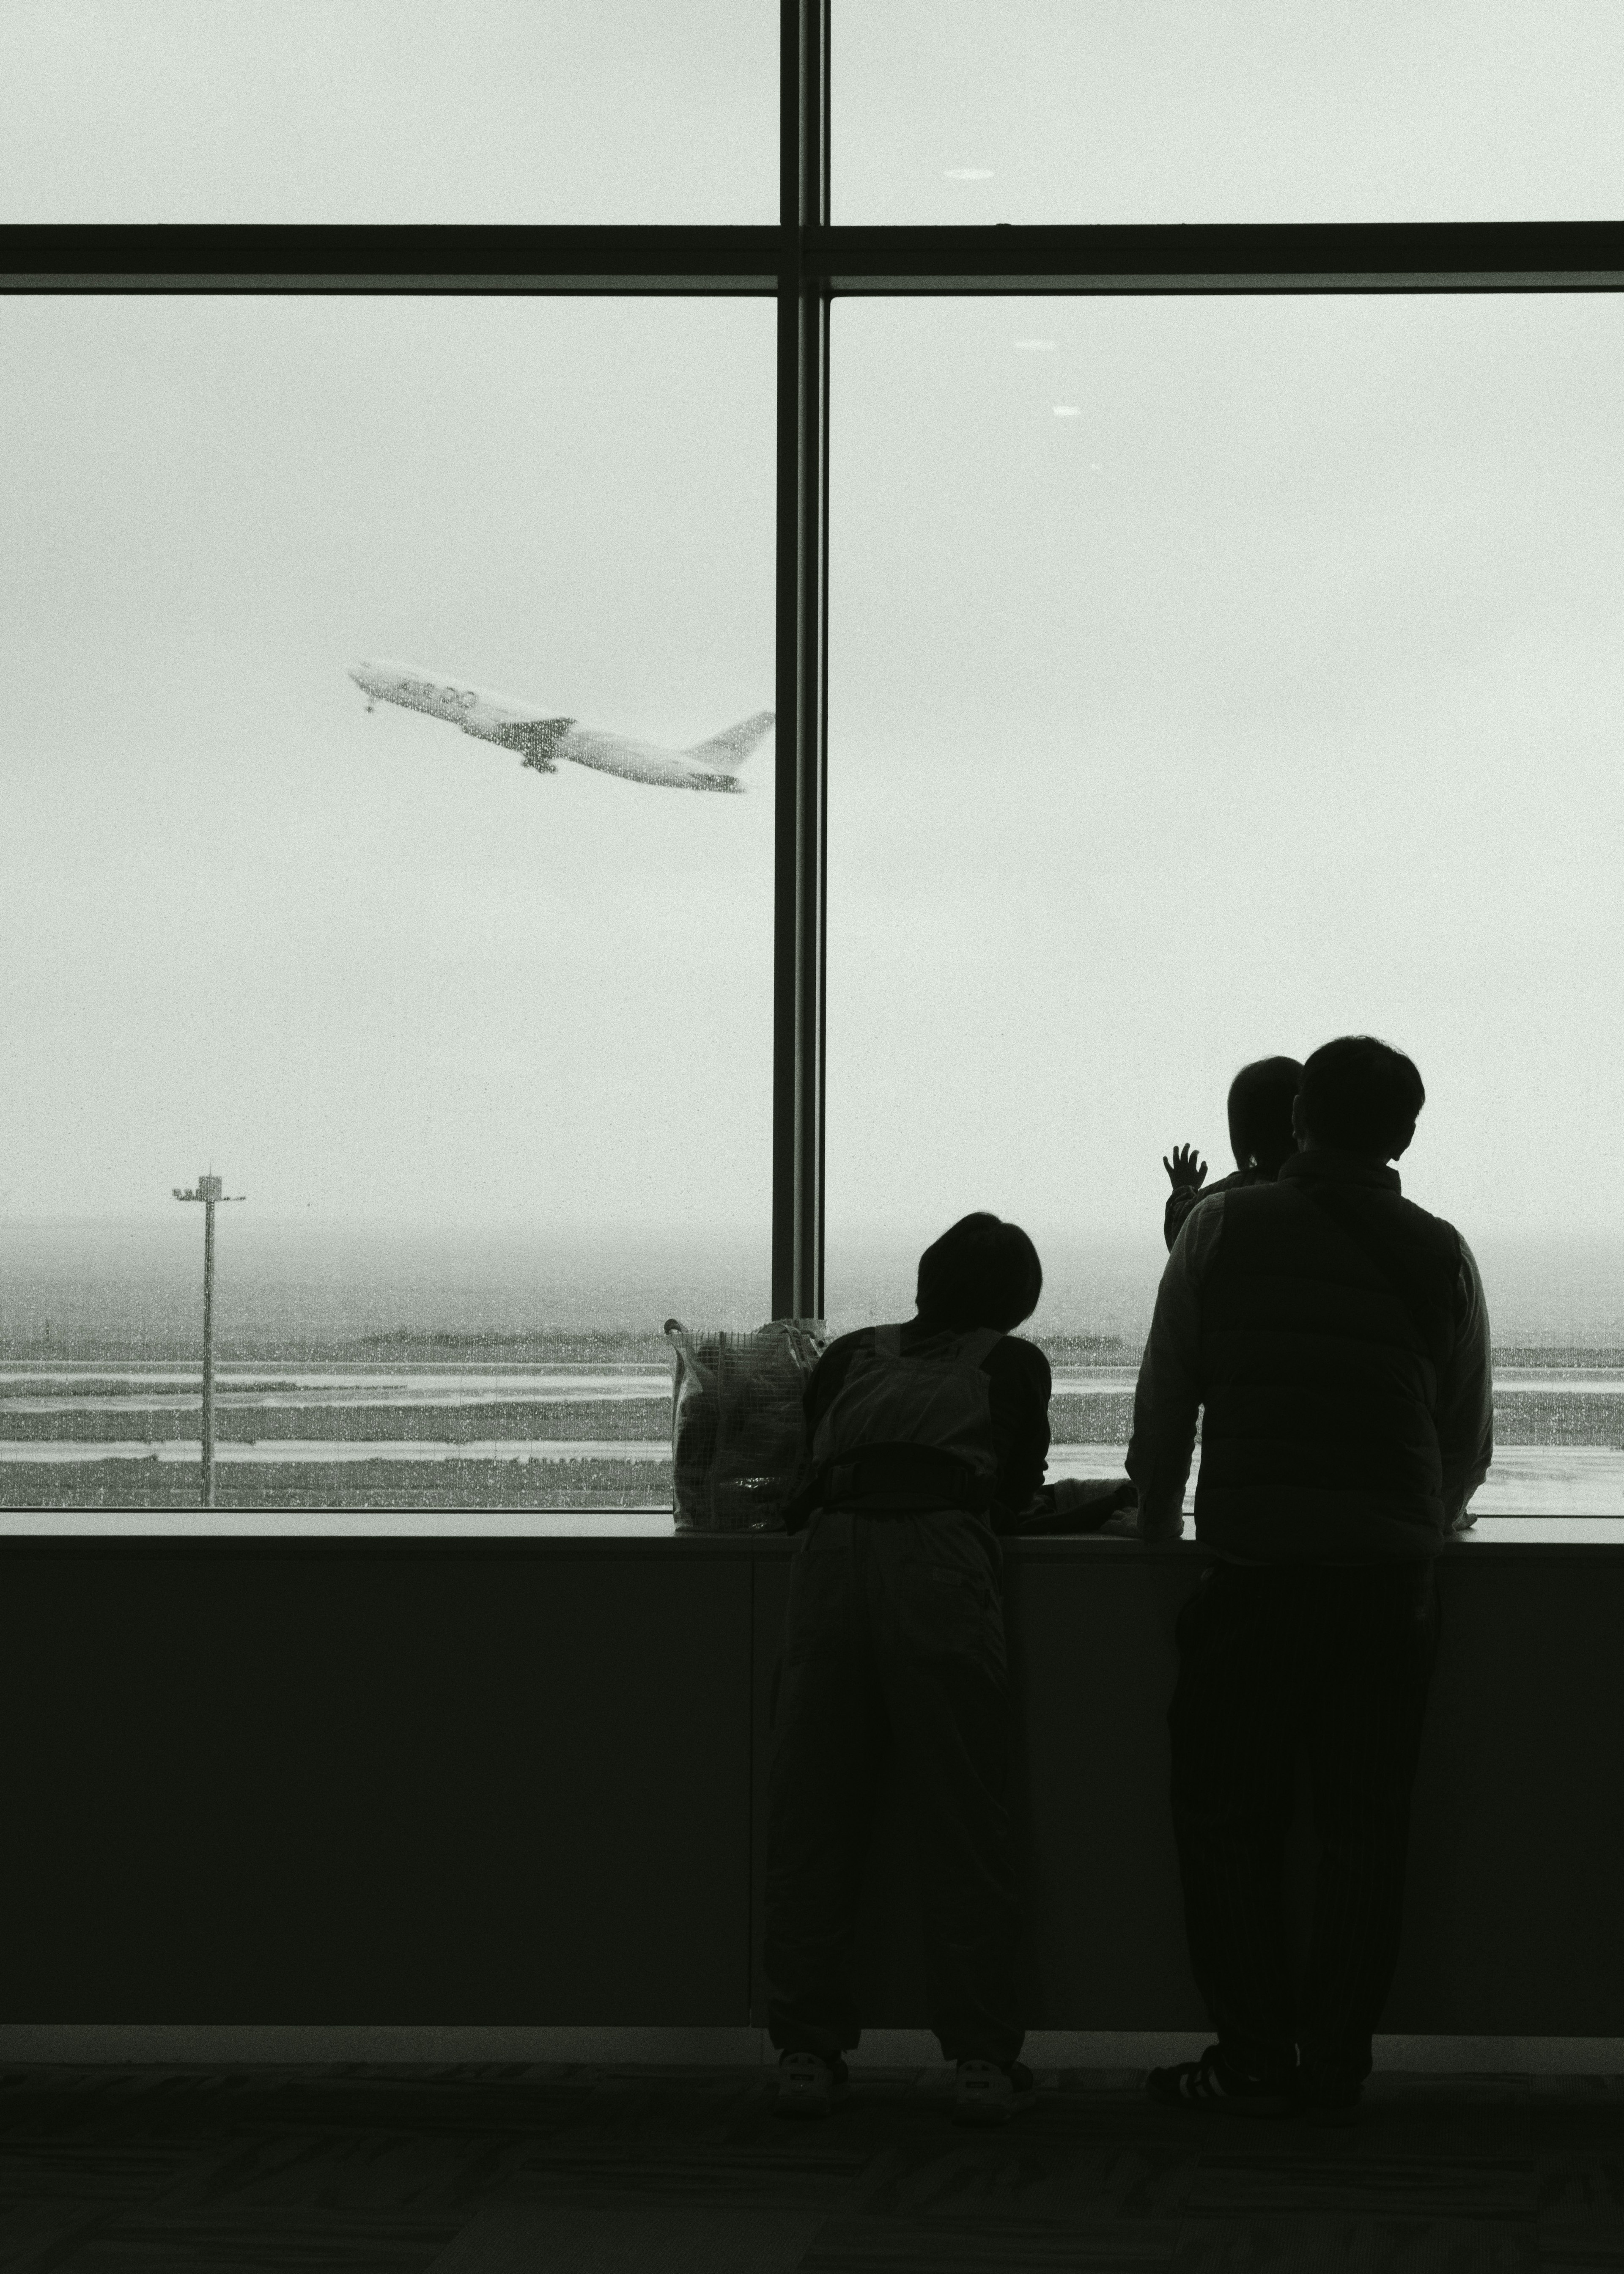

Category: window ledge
[1, 1512, 1621, 1552]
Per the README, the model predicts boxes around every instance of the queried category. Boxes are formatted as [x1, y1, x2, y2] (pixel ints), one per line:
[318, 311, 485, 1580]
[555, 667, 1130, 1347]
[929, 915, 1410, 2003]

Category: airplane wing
[480, 716, 574, 773]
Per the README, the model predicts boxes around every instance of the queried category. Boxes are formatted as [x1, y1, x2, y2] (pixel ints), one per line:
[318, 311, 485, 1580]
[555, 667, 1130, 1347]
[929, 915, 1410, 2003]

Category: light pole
[173, 1172, 245, 1509]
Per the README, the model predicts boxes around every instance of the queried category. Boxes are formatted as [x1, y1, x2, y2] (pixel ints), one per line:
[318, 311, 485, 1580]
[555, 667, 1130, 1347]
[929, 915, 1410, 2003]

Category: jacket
[1127, 1151, 1493, 1561]
[793, 1319, 1051, 1533]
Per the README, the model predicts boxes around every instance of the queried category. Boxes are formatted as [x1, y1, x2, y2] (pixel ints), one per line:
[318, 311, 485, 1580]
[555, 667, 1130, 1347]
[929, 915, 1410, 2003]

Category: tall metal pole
[174, 1172, 243, 1511]
[772, 0, 831, 1324]
[200, 1194, 217, 1510]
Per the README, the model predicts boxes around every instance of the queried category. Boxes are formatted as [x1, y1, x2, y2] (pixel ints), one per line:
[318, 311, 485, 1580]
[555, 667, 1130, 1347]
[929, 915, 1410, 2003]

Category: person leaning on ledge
[764, 1214, 1055, 2130]
[1124, 1035, 1493, 2125]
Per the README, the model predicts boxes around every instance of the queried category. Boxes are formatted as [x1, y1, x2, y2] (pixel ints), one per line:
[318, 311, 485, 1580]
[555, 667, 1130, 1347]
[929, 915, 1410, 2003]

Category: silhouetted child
[1163, 1056, 1304, 1250]
[765, 1213, 1053, 2129]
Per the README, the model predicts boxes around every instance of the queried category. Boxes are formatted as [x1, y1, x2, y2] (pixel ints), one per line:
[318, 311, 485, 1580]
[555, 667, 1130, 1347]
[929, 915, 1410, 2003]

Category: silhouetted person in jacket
[766, 1213, 1050, 2128]
[1127, 1036, 1492, 2121]
[1162, 1055, 1304, 1250]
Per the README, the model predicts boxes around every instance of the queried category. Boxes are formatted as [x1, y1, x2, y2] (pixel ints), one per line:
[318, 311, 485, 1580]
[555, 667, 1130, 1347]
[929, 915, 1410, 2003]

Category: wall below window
[0, 1532, 1618, 2036]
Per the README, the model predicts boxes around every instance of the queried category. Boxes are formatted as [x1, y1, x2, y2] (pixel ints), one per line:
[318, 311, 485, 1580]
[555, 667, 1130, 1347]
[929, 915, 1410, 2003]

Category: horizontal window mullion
[828, 270, 1624, 295]
[0, 225, 786, 295]
[4, 220, 1623, 295]
[820, 220, 1624, 294]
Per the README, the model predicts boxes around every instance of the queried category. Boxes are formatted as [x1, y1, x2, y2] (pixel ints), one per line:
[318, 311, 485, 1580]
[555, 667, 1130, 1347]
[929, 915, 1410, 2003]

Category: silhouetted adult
[1126, 1036, 1492, 2121]
[765, 1213, 1050, 2128]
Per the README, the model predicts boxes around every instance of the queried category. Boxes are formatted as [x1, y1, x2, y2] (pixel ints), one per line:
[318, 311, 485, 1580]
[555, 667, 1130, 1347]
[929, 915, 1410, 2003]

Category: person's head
[1294, 1035, 1425, 1162]
[915, 1212, 1042, 1333]
[1226, 1056, 1305, 1176]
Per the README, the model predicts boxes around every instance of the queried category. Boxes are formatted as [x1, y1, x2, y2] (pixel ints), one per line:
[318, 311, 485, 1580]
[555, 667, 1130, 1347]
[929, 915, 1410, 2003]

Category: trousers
[763, 1505, 1025, 2067]
[1168, 1555, 1441, 2089]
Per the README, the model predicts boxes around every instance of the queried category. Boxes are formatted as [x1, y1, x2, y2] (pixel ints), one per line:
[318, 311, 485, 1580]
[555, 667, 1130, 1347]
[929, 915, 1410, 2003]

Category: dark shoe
[1146, 2044, 1295, 2119]
[773, 2050, 851, 2119]
[954, 2058, 1036, 2127]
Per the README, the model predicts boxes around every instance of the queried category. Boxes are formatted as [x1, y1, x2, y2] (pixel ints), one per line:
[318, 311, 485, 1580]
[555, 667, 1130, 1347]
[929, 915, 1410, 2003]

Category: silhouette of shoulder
[805, 1324, 1049, 1436]
[1214, 1166, 1466, 1367]
[1231, 1164, 1463, 1244]
[1165, 1166, 1269, 1250]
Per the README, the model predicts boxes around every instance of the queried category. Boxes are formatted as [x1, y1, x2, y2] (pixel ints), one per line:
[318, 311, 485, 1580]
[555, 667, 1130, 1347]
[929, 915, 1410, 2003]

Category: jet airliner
[349, 659, 772, 793]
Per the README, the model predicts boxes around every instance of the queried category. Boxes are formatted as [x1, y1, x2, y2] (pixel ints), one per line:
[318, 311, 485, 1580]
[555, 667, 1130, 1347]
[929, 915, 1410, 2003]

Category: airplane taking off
[348, 659, 772, 793]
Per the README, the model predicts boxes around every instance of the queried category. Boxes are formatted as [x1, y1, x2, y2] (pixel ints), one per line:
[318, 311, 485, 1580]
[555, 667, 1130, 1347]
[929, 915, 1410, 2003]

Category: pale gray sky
[838, 0, 1624, 225]
[0, 0, 776, 225]
[2, 2, 1621, 227]
[3, 4, 1623, 1283]
[0, 299, 776, 1241]
[827, 294, 1624, 1249]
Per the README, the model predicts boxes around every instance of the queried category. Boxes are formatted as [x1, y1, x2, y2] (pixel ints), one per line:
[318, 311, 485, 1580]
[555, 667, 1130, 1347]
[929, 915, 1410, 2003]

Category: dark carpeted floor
[0, 2063, 1618, 2271]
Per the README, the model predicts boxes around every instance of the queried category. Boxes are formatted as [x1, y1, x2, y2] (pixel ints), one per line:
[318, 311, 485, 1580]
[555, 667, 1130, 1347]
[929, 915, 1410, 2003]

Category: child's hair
[916, 1212, 1042, 1332]
[1297, 1035, 1424, 1159]
[1226, 1056, 1305, 1176]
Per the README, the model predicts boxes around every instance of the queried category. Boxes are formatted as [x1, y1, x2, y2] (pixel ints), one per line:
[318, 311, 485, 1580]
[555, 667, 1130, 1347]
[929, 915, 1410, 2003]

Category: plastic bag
[1012, 1477, 1138, 1534]
[665, 1316, 827, 1532]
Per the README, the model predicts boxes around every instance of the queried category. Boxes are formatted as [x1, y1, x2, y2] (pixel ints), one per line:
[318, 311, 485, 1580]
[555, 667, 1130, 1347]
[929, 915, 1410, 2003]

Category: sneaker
[1146, 2044, 1296, 2119]
[954, 2058, 1037, 2127]
[773, 2050, 851, 2120]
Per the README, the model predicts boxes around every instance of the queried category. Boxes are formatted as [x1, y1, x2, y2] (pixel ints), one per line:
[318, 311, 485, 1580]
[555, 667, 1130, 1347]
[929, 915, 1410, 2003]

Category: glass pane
[837, 0, 1624, 224]
[0, 0, 775, 224]
[0, 296, 775, 1512]
[827, 295, 1624, 1514]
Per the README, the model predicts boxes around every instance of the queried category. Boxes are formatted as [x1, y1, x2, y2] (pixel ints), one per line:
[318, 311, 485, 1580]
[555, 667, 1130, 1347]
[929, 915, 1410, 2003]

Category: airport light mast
[173, 1172, 245, 1510]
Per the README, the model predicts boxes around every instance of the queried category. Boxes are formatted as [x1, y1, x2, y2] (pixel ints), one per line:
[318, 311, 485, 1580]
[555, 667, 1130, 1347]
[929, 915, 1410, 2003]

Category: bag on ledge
[665, 1316, 827, 1532]
[1012, 1477, 1139, 1534]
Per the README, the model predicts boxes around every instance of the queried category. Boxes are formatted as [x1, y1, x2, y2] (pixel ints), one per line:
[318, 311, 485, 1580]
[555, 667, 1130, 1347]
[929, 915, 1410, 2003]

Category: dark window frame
[4, 1, 1623, 1324]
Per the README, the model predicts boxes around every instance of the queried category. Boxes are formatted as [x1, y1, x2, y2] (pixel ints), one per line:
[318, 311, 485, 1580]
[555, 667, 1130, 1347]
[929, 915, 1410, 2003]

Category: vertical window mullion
[773, 0, 831, 1321]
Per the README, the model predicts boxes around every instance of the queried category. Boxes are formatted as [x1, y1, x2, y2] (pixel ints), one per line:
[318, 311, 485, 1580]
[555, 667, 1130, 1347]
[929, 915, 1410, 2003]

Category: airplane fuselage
[349, 659, 763, 791]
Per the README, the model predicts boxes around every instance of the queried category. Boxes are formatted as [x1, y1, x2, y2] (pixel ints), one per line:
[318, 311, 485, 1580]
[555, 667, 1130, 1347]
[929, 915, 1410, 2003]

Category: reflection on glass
[0, 297, 775, 1511]
[827, 295, 1624, 1511]
[0, 0, 775, 224]
[836, 1, 1624, 224]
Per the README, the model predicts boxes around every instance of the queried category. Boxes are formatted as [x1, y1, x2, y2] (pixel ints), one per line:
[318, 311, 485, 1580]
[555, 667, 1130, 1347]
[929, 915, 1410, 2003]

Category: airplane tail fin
[684, 709, 774, 773]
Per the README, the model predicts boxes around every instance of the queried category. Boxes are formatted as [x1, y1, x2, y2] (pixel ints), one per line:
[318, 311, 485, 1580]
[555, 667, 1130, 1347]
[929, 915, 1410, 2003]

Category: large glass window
[6, 8, 1621, 1526]
[0, 1, 776, 224]
[836, 1, 1624, 225]
[827, 294, 1624, 1513]
[0, 295, 775, 1510]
